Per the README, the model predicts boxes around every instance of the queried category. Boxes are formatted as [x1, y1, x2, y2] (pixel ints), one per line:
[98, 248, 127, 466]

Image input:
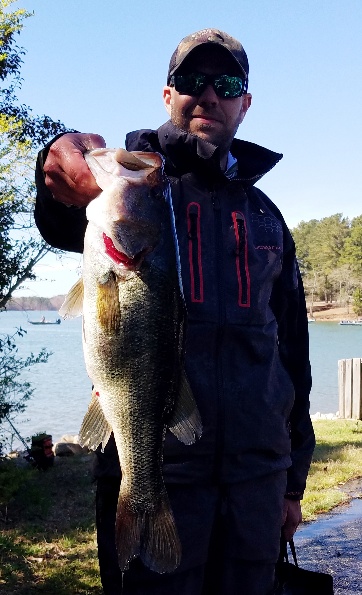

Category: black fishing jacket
[35, 121, 315, 498]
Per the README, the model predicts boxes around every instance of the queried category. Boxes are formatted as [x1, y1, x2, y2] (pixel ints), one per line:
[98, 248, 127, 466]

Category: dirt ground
[306, 303, 357, 322]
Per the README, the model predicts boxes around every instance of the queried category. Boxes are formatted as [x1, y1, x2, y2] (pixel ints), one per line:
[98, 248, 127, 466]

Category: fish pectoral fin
[115, 490, 181, 573]
[59, 278, 84, 319]
[167, 371, 203, 445]
[97, 273, 121, 332]
[78, 388, 112, 452]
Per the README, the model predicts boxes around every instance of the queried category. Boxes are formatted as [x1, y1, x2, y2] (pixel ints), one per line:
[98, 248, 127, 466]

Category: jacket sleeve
[250, 184, 315, 499]
[269, 217, 315, 499]
[34, 134, 87, 253]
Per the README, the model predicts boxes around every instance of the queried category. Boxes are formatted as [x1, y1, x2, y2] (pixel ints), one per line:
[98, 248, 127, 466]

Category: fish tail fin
[115, 490, 181, 574]
[78, 388, 112, 451]
[115, 497, 144, 571]
[141, 491, 181, 573]
[168, 371, 203, 445]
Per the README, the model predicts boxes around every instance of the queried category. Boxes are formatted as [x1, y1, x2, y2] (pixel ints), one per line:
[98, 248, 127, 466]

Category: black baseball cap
[167, 29, 249, 84]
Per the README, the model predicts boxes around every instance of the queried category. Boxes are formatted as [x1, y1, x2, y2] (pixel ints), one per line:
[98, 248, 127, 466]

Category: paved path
[294, 496, 362, 594]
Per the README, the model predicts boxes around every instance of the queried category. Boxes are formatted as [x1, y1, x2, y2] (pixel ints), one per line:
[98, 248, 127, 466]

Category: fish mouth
[103, 233, 149, 269]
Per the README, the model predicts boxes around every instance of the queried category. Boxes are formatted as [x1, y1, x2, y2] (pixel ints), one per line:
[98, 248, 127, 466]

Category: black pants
[95, 472, 286, 595]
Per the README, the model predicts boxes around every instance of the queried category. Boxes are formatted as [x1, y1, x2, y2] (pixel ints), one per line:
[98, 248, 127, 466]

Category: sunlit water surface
[1, 311, 361, 450]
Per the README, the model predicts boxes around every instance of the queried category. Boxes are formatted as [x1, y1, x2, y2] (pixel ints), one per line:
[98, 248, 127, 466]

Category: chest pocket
[186, 203, 252, 309]
[231, 211, 251, 307]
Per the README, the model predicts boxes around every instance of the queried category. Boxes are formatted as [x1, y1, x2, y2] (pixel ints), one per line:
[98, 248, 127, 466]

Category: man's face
[163, 45, 252, 158]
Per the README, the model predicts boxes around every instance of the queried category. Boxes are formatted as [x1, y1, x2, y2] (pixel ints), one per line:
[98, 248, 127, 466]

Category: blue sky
[10, 0, 362, 298]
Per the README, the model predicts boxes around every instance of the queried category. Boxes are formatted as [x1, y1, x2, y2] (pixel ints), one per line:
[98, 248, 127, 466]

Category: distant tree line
[6, 295, 65, 311]
[291, 214, 362, 316]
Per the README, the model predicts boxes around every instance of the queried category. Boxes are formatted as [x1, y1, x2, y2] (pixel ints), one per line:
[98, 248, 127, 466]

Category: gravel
[294, 480, 362, 594]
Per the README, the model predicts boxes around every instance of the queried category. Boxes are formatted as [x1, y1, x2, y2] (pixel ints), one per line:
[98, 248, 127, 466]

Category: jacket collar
[125, 120, 282, 186]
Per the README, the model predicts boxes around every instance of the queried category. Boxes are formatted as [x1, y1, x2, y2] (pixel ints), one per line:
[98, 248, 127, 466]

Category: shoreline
[306, 303, 358, 322]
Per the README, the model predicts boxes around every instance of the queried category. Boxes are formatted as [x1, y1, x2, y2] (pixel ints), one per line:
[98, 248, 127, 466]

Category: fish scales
[91, 269, 182, 499]
[59, 148, 202, 574]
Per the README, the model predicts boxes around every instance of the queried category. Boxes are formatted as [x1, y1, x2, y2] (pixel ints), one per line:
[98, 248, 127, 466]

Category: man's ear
[243, 93, 252, 111]
[163, 86, 172, 116]
[238, 93, 252, 125]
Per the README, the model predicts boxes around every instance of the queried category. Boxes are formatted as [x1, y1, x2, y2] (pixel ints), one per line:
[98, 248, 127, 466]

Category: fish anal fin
[59, 278, 84, 319]
[96, 273, 121, 332]
[115, 491, 181, 574]
[168, 372, 202, 445]
[78, 388, 112, 452]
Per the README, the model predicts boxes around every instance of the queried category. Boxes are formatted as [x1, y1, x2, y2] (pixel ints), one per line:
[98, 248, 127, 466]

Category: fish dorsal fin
[59, 278, 84, 319]
[168, 372, 202, 445]
[78, 388, 112, 452]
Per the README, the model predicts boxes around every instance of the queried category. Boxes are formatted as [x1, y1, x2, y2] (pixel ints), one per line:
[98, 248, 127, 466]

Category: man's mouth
[192, 113, 221, 123]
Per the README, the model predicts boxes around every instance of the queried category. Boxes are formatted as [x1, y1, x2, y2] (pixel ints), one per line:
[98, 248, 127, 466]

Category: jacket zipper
[187, 202, 204, 302]
[232, 211, 250, 307]
[212, 190, 225, 481]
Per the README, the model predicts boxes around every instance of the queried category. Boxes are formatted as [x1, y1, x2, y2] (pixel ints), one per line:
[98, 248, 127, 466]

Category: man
[35, 29, 315, 595]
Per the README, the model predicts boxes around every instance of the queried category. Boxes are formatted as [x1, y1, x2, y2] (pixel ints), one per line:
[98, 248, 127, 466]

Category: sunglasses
[169, 72, 248, 98]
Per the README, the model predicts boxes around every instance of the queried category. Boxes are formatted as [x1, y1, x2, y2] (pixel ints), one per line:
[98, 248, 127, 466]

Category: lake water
[1, 310, 362, 451]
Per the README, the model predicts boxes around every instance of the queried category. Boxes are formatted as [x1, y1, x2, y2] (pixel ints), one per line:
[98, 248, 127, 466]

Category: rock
[3, 450, 31, 467]
[58, 434, 79, 444]
[54, 434, 89, 457]
[54, 442, 88, 457]
[311, 412, 339, 420]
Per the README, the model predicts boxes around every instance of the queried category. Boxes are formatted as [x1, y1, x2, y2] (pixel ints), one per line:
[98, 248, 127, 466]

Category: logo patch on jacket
[251, 212, 282, 251]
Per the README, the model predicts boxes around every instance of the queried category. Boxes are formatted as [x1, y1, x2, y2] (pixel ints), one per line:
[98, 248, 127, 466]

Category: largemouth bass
[60, 148, 202, 573]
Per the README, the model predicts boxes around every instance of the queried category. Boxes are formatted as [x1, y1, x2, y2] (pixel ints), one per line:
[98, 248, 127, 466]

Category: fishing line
[5, 415, 32, 457]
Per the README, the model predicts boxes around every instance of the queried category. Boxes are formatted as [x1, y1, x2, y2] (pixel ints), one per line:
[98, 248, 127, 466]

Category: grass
[302, 419, 362, 520]
[0, 453, 102, 594]
[0, 419, 361, 592]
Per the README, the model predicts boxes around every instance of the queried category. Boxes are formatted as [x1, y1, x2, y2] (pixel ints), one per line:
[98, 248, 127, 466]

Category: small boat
[339, 319, 362, 326]
[29, 318, 61, 325]
[308, 318, 316, 323]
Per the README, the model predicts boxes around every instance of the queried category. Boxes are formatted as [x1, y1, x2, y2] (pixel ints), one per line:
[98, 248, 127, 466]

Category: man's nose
[198, 84, 219, 105]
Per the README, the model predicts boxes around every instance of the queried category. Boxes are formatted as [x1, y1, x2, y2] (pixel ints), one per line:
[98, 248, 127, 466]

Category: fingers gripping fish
[59, 148, 202, 574]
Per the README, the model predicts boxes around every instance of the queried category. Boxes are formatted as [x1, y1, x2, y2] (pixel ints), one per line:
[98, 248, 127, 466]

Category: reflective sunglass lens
[172, 73, 245, 98]
[214, 75, 244, 98]
[174, 74, 206, 95]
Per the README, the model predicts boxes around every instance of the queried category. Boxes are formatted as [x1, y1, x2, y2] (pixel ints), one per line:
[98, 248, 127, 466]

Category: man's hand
[282, 499, 302, 542]
[43, 132, 106, 207]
